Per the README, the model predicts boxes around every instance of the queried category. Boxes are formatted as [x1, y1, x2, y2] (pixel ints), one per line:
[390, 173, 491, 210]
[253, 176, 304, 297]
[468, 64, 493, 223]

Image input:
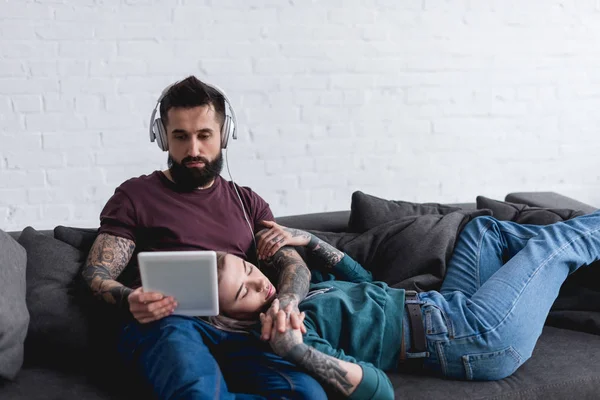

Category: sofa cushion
[17, 227, 92, 366]
[53, 226, 98, 253]
[52, 225, 128, 358]
[0, 365, 146, 400]
[476, 196, 585, 224]
[348, 191, 461, 233]
[389, 326, 600, 399]
[0, 229, 29, 380]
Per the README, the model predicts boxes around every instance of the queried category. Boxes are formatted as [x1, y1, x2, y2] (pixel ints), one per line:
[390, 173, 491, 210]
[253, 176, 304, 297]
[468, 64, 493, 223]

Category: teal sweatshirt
[299, 253, 404, 400]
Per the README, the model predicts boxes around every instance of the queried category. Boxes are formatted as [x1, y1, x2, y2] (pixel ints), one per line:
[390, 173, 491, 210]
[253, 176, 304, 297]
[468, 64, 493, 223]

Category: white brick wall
[1, 0, 600, 231]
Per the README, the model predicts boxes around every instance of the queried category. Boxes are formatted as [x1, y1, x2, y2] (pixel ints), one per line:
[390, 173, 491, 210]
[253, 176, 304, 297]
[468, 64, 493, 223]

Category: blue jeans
[117, 315, 327, 399]
[407, 213, 600, 381]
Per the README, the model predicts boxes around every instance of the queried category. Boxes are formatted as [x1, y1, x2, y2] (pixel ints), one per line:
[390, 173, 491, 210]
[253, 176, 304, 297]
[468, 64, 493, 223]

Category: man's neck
[162, 169, 216, 190]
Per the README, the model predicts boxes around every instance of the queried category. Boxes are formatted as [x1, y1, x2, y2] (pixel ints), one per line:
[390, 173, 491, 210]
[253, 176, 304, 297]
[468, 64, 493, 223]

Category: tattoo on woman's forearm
[287, 344, 354, 395]
[310, 238, 344, 267]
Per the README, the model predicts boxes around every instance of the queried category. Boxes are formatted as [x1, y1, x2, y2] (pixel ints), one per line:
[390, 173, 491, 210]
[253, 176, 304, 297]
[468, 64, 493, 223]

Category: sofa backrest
[8, 230, 53, 241]
[7, 203, 477, 238]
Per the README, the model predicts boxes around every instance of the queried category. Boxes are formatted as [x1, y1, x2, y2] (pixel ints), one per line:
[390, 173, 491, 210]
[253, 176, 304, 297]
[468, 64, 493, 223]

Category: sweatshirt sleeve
[303, 324, 393, 400]
[349, 363, 394, 400]
[332, 253, 373, 283]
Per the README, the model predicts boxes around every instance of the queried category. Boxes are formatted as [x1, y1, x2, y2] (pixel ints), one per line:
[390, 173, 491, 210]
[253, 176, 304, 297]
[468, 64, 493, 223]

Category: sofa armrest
[505, 192, 598, 214]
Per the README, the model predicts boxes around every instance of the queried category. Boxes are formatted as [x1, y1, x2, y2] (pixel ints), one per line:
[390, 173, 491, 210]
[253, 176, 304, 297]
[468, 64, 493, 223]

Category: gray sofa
[1, 191, 600, 399]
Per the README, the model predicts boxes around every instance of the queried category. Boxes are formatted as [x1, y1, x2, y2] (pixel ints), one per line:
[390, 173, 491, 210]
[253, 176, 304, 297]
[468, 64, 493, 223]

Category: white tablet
[138, 251, 219, 317]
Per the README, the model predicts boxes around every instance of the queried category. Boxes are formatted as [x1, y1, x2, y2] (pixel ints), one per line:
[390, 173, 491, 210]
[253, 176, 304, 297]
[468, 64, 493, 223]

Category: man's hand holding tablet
[137, 251, 219, 319]
[128, 287, 177, 324]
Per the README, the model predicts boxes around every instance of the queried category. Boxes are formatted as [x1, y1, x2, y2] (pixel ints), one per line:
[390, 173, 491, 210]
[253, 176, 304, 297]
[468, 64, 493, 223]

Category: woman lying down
[213, 212, 600, 400]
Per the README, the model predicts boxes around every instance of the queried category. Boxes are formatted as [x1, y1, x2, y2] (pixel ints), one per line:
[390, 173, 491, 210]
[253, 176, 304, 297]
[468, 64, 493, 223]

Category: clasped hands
[260, 298, 305, 357]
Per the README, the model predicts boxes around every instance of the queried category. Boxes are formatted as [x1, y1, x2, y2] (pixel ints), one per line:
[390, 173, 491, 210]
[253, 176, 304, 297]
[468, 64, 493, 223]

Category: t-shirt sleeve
[248, 189, 274, 234]
[98, 188, 138, 242]
[303, 322, 393, 400]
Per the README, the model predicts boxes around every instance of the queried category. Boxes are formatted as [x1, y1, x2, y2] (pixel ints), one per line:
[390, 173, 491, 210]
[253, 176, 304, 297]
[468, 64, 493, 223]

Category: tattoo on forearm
[271, 247, 311, 305]
[310, 236, 344, 267]
[287, 344, 355, 395]
[270, 328, 301, 356]
[81, 233, 135, 308]
[284, 227, 312, 243]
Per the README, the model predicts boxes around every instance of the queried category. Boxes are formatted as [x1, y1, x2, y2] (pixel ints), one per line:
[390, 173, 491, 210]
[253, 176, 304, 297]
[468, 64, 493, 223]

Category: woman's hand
[128, 287, 177, 324]
[264, 300, 305, 357]
[256, 220, 312, 260]
[260, 297, 307, 340]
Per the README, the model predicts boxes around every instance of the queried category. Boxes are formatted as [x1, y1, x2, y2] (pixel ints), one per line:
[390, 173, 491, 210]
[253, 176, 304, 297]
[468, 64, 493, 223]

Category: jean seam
[462, 354, 473, 380]
[435, 341, 449, 376]
[475, 219, 495, 290]
[498, 225, 538, 241]
[266, 365, 295, 393]
[214, 372, 221, 400]
[421, 294, 455, 338]
[461, 346, 522, 380]
[431, 304, 455, 339]
[460, 225, 600, 340]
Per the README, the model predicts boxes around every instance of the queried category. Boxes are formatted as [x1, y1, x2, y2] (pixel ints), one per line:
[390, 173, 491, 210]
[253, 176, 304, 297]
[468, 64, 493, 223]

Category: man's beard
[168, 152, 223, 191]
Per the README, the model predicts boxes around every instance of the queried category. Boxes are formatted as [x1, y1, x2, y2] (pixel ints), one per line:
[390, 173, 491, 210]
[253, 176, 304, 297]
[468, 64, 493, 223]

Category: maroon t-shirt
[98, 171, 274, 287]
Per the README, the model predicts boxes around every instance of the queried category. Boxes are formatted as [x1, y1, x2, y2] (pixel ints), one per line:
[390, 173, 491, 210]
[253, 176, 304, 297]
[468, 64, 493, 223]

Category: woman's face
[218, 254, 277, 320]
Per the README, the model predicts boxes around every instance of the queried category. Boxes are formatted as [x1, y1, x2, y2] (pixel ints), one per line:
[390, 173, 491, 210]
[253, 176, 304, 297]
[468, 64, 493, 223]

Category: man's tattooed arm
[269, 225, 344, 268]
[268, 246, 311, 308]
[304, 233, 344, 267]
[81, 233, 135, 309]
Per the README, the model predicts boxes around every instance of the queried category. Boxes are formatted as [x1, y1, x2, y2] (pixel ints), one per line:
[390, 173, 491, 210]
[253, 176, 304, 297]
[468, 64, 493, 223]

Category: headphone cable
[224, 147, 261, 268]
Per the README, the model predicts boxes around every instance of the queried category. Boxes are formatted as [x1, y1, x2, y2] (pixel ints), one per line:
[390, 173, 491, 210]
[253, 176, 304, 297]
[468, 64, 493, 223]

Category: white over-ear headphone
[148, 80, 238, 151]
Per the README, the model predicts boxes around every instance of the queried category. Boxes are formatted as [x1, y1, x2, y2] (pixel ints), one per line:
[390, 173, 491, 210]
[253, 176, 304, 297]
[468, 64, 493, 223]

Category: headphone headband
[149, 79, 237, 151]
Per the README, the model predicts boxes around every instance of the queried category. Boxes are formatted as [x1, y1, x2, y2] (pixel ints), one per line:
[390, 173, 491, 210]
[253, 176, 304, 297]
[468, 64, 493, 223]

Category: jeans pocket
[462, 346, 522, 381]
[423, 304, 449, 336]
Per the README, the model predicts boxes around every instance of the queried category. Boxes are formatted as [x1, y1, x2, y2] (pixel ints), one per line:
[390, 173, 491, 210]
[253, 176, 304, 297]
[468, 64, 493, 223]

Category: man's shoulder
[220, 177, 263, 199]
[117, 171, 163, 193]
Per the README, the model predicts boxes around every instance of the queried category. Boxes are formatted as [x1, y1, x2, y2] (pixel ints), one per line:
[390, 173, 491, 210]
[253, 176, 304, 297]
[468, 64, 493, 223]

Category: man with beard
[81, 76, 326, 399]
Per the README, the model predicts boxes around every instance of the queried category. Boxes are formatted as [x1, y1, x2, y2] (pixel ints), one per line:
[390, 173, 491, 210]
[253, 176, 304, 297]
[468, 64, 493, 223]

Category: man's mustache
[181, 156, 209, 165]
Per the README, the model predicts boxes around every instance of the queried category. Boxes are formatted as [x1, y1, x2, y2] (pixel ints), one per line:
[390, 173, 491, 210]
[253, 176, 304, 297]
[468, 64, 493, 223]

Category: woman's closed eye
[237, 262, 254, 300]
[241, 269, 255, 298]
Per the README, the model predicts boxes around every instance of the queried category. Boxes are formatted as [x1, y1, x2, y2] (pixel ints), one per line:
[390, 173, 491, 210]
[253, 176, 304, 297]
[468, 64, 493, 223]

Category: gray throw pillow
[348, 191, 461, 233]
[53, 225, 98, 253]
[476, 196, 585, 225]
[17, 226, 92, 367]
[0, 228, 29, 380]
[52, 225, 128, 362]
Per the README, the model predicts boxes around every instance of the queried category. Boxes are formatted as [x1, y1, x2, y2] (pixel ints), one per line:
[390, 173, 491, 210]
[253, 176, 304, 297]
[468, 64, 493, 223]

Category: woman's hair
[208, 251, 259, 333]
[216, 251, 226, 283]
[207, 314, 257, 334]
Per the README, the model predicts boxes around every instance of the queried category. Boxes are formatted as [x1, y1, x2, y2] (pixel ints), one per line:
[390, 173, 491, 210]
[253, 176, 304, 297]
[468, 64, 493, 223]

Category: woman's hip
[411, 291, 531, 381]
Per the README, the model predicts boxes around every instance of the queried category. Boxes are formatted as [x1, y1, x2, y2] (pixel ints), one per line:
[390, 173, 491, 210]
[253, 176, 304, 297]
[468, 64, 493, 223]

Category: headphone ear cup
[221, 115, 232, 149]
[154, 118, 168, 151]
